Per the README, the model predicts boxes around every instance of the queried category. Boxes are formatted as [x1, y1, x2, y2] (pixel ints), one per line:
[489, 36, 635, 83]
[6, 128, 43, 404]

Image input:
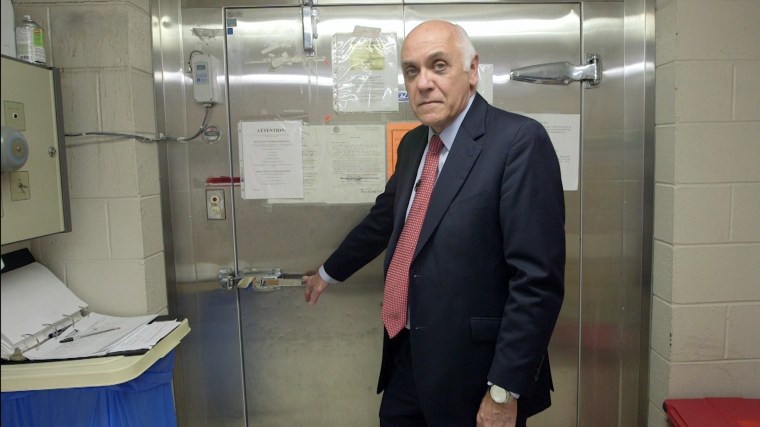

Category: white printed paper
[520, 113, 580, 191]
[239, 121, 304, 199]
[28, 312, 158, 360]
[272, 124, 387, 204]
[332, 30, 399, 113]
[321, 125, 387, 203]
[1, 262, 87, 347]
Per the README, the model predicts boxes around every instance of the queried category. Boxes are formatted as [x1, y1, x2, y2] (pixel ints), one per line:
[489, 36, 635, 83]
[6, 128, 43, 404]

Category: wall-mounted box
[1, 55, 70, 245]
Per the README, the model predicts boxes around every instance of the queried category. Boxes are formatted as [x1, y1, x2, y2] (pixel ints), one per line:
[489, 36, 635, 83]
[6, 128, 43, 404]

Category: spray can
[15, 15, 46, 65]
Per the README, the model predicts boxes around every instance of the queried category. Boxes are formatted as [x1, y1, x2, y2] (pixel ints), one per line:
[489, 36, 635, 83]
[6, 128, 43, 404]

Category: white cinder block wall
[2, 0, 758, 422]
[650, 0, 760, 425]
[6, 0, 167, 317]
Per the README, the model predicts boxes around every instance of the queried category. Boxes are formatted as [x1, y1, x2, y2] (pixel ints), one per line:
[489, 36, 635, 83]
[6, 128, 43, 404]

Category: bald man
[303, 20, 565, 427]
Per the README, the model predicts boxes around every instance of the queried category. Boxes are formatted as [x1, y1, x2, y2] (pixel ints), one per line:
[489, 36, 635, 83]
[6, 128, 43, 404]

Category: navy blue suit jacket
[324, 93, 565, 424]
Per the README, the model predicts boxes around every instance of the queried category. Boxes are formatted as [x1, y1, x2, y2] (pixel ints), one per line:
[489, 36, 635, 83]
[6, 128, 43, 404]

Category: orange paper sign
[386, 122, 421, 179]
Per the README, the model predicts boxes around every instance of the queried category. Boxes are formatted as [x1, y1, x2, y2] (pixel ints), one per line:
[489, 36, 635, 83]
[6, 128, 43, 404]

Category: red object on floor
[664, 398, 760, 427]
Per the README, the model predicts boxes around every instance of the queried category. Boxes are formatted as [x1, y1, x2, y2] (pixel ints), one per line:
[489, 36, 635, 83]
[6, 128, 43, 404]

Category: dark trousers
[378, 329, 528, 427]
[379, 329, 427, 426]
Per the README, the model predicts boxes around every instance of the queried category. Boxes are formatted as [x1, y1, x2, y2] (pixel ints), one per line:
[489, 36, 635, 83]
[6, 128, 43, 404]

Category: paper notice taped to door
[332, 31, 399, 113]
[519, 113, 580, 191]
[239, 120, 304, 200]
[268, 124, 387, 205]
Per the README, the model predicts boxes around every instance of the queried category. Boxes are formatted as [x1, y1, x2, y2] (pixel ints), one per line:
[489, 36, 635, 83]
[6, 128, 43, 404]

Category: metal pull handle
[510, 53, 601, 88]
[302, 1, 318, 57]
[218, 268, 305, 292]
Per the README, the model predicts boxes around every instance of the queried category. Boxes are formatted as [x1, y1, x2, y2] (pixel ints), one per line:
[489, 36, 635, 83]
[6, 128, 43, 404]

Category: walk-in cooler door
[224, 4, 581, 426]
[159, 0, 640, 425]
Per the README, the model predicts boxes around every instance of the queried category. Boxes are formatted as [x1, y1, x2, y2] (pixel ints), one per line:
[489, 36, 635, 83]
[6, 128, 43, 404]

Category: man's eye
[434, 62, 447, 72]
[405, 68, 418, 77]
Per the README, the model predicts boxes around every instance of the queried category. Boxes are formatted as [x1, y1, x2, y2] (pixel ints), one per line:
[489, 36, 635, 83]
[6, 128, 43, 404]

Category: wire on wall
[187, 50, 204, 73]
[64, 102, 214, 144]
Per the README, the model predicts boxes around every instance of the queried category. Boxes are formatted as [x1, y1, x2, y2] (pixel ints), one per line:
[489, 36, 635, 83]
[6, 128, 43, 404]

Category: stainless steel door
[224, 4, 581, 426]
[155, 0, 645, 425]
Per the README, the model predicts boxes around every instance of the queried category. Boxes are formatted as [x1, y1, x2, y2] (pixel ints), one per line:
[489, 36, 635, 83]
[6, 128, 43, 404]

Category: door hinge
[509, 53, 601, 88]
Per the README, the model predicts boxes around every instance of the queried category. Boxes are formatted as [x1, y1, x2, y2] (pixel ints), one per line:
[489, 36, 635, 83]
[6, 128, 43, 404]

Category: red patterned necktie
[382, 135, 443, 338]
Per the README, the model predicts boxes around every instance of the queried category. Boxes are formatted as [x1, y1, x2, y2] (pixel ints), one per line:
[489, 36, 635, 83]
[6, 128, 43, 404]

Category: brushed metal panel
[227, 6, 403, 425]
[177, 9, 245, 425]
[184, 0, 304, 8]
[226, 3, 581, 426]
[577, 3, 647, 427]
[180, 0, 618, 10]
[154, 4, 247, 425]
[153, 1, 650, 426]
[635, 0, 656, 422]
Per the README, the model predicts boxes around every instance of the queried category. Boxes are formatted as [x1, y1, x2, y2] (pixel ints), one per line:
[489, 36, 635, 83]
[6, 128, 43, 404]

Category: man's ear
[469, 54, 480, 88]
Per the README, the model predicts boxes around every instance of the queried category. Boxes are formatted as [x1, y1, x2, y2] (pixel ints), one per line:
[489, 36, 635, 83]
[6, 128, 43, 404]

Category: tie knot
[429, 135, 443, 155]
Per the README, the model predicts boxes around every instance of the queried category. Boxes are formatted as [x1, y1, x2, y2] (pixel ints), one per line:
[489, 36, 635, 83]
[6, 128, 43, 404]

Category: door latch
[509, 53, 601, 88]
[218, 267, 304, 291]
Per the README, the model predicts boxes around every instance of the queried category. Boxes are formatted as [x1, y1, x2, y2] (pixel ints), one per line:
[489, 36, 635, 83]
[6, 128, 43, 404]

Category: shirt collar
[428, 93, 477, 150]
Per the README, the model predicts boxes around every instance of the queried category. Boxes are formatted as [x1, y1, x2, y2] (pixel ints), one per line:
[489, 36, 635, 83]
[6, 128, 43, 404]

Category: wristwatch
[489, 384, 514, 405]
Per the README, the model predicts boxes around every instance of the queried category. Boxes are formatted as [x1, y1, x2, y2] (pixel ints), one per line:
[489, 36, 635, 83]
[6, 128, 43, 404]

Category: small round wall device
[1, 126, 29, 173]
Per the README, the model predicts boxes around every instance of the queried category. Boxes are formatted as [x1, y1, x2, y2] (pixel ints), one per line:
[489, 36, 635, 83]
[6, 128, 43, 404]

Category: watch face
[490, 385, 508, 403]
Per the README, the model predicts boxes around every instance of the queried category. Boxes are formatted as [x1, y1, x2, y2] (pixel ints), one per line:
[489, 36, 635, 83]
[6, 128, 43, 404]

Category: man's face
[401, 21, 478, 133]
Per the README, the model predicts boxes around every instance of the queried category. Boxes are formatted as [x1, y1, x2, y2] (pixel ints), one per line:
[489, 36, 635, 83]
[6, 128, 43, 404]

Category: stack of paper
[25, 312, 183, 360]
[1, 262, 179, 361]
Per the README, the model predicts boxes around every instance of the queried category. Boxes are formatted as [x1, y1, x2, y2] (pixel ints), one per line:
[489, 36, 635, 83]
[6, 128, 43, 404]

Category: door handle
[218, 267, 305, 291]
[301, 1, 318, 57]
[509, 53, 601, 87]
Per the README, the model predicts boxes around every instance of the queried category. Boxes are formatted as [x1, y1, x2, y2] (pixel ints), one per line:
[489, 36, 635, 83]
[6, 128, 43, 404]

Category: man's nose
[416, 68, 435, 90]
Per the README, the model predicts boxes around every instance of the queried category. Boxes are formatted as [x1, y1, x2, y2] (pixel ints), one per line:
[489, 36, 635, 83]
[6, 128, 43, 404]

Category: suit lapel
[413, 94, 488, 259]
